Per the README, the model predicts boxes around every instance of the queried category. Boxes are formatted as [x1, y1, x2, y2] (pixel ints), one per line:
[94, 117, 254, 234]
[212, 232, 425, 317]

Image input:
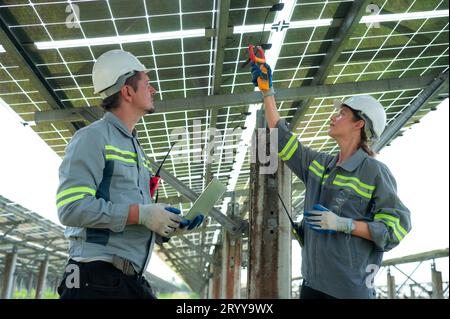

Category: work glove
[138, 203, 182, 237]
[304, 204, 354, 234]
[180, 214, 205, 231]
[251, 62, 275, 97]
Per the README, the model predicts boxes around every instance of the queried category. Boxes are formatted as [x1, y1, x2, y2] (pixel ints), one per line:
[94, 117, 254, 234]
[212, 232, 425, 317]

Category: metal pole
[222, 197, 242, 299]
[35, 256, 49, 299]
[211, 246, 222, 299]
[1, 246, 18, 299]
[27, 273, 34, 298]
[431, 260, 444, 299]
[223, 232, 242, 299]
[247, 110, 292, 298]
[387, 268, 396, 299]
[409, 284, 416, 299]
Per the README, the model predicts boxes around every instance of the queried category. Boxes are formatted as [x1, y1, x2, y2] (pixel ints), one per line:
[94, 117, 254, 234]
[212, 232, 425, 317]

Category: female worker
[250, 62, 411, 299]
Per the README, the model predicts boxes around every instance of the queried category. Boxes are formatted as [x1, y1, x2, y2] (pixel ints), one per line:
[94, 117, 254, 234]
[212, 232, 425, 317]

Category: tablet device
[184, 177, 226, 219]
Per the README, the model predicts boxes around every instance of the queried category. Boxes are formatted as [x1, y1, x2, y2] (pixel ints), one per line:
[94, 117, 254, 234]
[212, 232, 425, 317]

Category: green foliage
[12, 288, 58, 299]
[157, 292, 200, 299]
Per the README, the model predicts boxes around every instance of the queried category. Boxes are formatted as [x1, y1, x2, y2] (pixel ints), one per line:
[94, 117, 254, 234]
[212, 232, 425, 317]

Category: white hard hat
[92, 49, 150, 98]
[333, 95, 386, 141]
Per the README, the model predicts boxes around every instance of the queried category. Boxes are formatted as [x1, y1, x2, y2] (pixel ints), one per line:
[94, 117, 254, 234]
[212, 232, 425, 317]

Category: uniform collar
[336, 148, 368, 172]
[103, 112, 137, 138]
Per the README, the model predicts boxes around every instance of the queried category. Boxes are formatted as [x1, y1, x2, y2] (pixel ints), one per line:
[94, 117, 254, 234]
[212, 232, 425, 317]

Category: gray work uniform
[56, 112, 155, 273]
[276, 119, 411, 298]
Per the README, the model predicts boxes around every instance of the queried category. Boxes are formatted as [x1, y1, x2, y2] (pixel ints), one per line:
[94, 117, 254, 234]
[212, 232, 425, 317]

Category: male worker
[56, 49, 204, 299]
[250, 61, 411, 298]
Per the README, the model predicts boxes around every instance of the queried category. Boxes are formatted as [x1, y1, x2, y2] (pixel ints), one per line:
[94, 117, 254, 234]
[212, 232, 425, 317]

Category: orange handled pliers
[248, 45, 269, 91]
[248, 45, 266, 64]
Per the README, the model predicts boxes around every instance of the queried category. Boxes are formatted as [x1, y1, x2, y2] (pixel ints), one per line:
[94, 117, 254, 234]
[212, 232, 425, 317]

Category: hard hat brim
[333, 99, 344, 110]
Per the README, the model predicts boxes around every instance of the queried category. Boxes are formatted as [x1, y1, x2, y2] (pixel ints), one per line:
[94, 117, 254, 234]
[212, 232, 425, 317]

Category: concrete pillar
[387, 268, 396, 299]
[247, 111, 292, 298]
[219, 198, 242, 299]
[222, 231, 242, 298]
[1, 247, 18, 299]
[431, 261, 444, 299]
[211, 246, 222, 299]
[35, 256, 49, 299]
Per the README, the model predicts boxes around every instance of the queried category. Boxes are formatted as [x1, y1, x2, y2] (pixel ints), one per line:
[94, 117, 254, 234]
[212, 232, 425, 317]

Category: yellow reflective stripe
[105, 145, 137, 157]
[282, 141, 298, 161]
[335, 174, 375, 191]
[105, 154, 137, 164]
[374, 217, 404, 242]
[322, 174, 329, 184]
[312, 160, 324, 171]
[279, 134, 298, 157]
[309, 165, 323, 178]
[56, 194, 86, 208]
[333, 180, 373, 199]
[374, 213, 408, 237]
[142, 160, 152, 173]
[56, 187, 96, 200]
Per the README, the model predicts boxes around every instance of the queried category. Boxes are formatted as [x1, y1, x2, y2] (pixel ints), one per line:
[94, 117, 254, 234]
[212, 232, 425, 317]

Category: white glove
[304, 204, 354, 234]
[138, 203, 182, 237]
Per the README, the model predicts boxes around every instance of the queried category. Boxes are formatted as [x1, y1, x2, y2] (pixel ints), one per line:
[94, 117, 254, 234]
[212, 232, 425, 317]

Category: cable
[241, 3, 284, 68]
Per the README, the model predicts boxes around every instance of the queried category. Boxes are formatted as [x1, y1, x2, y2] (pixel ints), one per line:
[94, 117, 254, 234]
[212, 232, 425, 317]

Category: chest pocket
[112, 160, 137, 176]
[331, 174, 375, 218]
[104, 145, 139, 186]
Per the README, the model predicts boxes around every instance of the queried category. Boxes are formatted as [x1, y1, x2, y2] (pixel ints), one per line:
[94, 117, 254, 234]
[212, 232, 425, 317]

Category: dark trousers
[300, 283, 337, 299]
[57, 259, 156, 299]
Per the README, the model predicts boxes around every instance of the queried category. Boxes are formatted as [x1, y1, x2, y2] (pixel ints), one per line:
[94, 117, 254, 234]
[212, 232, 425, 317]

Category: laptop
[184, 177, 226, 219]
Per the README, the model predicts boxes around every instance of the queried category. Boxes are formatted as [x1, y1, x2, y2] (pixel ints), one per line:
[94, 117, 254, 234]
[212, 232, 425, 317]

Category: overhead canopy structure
[0, 0, 448, 294]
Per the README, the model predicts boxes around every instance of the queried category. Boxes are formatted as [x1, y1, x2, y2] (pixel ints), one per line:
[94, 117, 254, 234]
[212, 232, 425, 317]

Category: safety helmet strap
[99, 70, 136, 99]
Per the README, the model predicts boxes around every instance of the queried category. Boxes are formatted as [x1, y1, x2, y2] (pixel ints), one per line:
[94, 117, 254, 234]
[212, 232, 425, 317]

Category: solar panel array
[0, 0, 448, 292]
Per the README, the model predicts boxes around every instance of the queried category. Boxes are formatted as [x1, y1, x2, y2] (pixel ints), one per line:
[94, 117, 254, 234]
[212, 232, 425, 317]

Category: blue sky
[0, 97, 448, 289]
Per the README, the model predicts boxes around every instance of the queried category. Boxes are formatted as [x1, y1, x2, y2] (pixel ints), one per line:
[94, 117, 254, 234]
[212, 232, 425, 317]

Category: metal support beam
[212, 0, 231, 95]
[373, 70, 449, 152]
[160, 247, 206, 293]
[222, 231, 242, 298]
[431, 261, 444, 299]
[382, 248, 449, 266]
[210, 245, 222, 299]
[0, 12, 83, 132]
[409, 285, 416, 299]
[204, 109, 218, 185]
[159, 249, 198, 293]
[27, 273, 34, 298]
[34, 75, 437, 124]
[289, 0, 371, 130]
[387, 268, 396, 299]
[1, 247, 18, 299]
[163, 189, 249, 205]
[176, 235, 215, 265]
[35, 256, 49, 299]
[221, 198, 242, 299]
[150, 161, 246, 237]
[247, 110, 292, 298]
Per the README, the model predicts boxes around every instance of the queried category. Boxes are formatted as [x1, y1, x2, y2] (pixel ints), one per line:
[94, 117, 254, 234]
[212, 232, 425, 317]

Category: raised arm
[263, 95, 280, 129]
